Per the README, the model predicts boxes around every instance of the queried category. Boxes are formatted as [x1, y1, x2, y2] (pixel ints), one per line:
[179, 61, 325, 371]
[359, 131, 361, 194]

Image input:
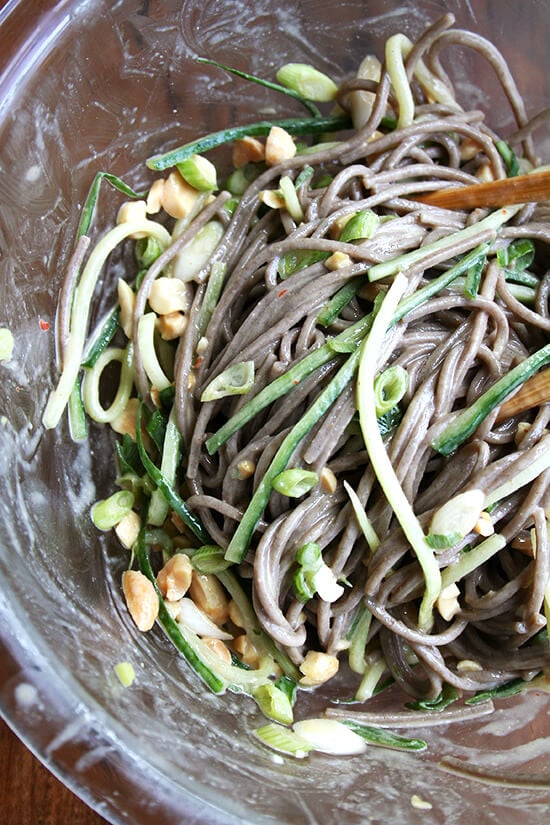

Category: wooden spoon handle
[496, 368, 550, 422]
[415, 170, 550, 211]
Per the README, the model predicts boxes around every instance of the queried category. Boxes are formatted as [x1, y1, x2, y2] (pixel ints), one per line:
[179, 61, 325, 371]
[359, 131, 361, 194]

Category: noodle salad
[43, 14, 550, 759]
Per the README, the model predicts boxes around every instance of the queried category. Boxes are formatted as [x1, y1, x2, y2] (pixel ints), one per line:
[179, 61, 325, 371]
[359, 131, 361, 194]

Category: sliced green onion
[279, 175, 304, 222]
[177, 153, 218, 191]
[225, 162, 263, 196]
[190, 545, 233, 574]
[497, 238, 535, 274]
[432, 342, 550, 456]
[136, 235, 163, 268]
[201, 360, 255, 402]
[377, 405, 402, 437]
[91, 490, 135, 531]
[146, 114, 352, 171]
[277, 248, 330, 279]
[253, 683, 294, 725]
[114, 661, 136, 687]
[292, 718, 367, 755]
[426, 489, 485, 549]
[357, 272, 441, 631]
[272, 468, 318, 497]
[253, 723, 313, 759]
[0, 328, 14, 361]
[276, 63, 338, 102]
[373, 364, 408, 417]
[339, 209, 379, 243]
[172, 220, 225, 283]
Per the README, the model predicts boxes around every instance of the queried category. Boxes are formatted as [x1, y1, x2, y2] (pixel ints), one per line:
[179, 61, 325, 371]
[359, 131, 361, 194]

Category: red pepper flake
[277, 289, 288, 298]
[193, 355, 204, 369]
[39, 319, 50, 331]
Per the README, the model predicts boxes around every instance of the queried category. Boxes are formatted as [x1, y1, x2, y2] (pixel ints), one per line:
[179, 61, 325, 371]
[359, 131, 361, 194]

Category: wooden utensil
[415, 169, 550, 211]
[496, 368, 550, 422]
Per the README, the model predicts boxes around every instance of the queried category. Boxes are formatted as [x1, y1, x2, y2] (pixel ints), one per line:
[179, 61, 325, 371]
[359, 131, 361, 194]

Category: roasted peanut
[122, 570, 159, 631]
[232, 634, 260, 668]
[157, 553, 193, 602]
[189, 571, 230, 625]
[202, 636, 233, 665]
[299, 650, 339, 686]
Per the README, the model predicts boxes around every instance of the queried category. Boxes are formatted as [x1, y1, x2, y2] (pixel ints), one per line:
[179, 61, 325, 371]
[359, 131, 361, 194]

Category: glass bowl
[0, 1, 549, 823]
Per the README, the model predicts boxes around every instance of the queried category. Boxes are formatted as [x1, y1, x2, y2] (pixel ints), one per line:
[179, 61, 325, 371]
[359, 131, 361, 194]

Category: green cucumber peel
[432, 342, 550, 456]
[197, 57, 322, 116]
[341, 720, 427, 752]
[136, 404, 209, 543]
[146, 114, 352, 171]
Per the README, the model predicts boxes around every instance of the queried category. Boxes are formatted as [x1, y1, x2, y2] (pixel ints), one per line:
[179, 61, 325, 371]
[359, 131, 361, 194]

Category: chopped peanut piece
[203, 636, 233, 665]
[189, 571, 230, 625]
[474, 511, 494, 537]
[233, 634, 260, 668]
[146, 178, 165, 214]
[161, 170, 200, 219]
[259, 189, 285, 209]
[460, 137, 483, 162]
[456, 659, 483, 672]
[476, 163, 494, 183]
[110, 397, 140, 439]
[319, 466, 337, 494]
[117, 200, 149, 238]
[157, 553, 193, 601]
[114, 510, 141, 549]
[330, 213, 354, 239]
[436, 583, 461, 621]
[148, 276, 190, 315]
[117, 279, 135, 339]
[196, 336, 209, 355]
[228, 599, 246, 629]
[265, 126, 296, 166]
[232, 136, 265, 168]
[299, 651, 339, 686]
[235, 459, 256, 480]
[122, 570, 159, 631]
[325, 251, 352, 271]
[158, 311, 188, 341]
